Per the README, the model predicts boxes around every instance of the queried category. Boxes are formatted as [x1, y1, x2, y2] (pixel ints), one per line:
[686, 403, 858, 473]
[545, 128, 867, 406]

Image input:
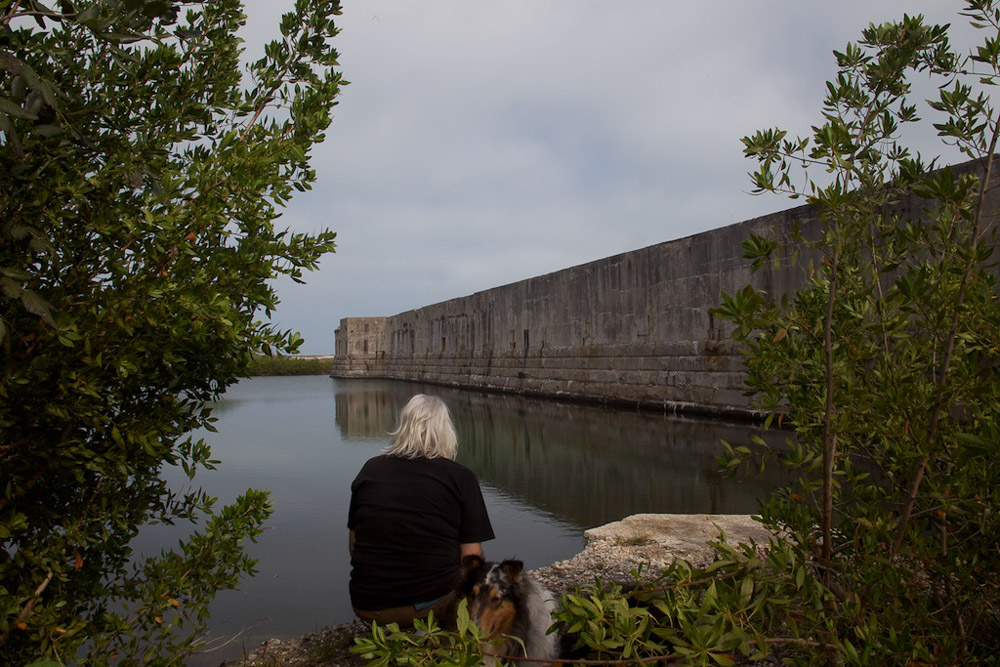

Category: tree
[0, 0, 343, 662]
[717, 1, 1000, 661]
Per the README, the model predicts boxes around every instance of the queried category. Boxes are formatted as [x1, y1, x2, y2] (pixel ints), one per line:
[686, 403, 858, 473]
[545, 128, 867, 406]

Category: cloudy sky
[240, 1, 976, 354]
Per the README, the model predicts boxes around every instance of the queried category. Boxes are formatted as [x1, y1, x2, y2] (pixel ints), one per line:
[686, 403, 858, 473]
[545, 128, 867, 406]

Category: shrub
[0, 1, 343, 661]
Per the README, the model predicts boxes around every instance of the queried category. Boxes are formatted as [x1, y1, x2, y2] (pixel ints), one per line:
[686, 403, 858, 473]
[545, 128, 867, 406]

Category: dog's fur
[457, 555, 560, 665]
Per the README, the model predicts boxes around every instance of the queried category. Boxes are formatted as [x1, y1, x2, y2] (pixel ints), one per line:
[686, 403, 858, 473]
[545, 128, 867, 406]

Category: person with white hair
[347, 394, 495, 626]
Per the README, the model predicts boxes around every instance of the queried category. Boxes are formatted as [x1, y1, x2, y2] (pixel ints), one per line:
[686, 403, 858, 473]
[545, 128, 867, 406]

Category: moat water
[135, 375, 786, 664]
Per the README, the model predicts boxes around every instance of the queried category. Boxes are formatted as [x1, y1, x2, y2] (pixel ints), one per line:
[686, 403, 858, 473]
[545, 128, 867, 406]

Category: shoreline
[223, 514, 774, 667]
[247, 355, 334, 376]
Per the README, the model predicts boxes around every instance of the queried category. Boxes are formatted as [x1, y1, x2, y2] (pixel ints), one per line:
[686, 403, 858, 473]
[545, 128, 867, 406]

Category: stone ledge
[586, 513, 773, 564]
[532, 514, 775, 594]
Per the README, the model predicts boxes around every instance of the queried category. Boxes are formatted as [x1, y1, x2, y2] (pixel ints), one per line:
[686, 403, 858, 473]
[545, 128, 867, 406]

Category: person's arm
[459, 542, 483, 559]
[349, 529, 355, 555]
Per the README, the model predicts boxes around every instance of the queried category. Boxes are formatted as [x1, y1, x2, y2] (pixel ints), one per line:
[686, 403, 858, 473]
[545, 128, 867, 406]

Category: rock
[532, 513, 775, 595]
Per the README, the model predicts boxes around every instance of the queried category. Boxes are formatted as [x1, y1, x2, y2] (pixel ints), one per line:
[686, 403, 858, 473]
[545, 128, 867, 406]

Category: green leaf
[19, 62, 59, 110]
[1, 277, 24, 298]
[34, 124, 63, 138]
[0, 96, 38, 120]
[20, 289, 57, 328]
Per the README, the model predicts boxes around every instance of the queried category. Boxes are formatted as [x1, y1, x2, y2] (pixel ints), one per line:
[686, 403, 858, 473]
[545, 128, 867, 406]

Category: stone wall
[330, 316, 387, 377]
[330, 159, 999, 418]
[331, 203, 819, 418]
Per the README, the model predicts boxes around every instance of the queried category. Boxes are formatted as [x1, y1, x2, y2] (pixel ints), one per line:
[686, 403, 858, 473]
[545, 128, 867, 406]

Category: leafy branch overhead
[0, 0, 343, 662]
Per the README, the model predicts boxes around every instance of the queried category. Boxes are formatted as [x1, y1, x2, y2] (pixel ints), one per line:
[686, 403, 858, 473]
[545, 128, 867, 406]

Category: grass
[248, 355, 333, 376]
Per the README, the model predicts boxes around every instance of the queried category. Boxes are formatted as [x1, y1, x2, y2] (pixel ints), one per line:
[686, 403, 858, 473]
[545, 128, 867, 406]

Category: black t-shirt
[347, 454, 495, 610]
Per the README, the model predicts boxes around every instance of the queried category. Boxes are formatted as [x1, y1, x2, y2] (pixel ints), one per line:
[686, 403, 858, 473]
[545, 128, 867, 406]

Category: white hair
[384, 394, 458, 460]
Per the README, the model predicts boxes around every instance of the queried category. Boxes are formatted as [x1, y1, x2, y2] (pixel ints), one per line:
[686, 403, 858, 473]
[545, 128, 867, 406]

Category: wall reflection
[334, 380, 788, 528]
[333, 385, 398, 441]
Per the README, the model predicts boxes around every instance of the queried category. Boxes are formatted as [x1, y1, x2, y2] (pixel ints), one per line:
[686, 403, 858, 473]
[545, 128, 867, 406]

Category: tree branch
[821, 249, 839, 578]
[0, 571, 54, 648]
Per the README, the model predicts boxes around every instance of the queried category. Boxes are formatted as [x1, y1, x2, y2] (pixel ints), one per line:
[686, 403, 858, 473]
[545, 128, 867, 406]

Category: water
[134, 375, 785, 663]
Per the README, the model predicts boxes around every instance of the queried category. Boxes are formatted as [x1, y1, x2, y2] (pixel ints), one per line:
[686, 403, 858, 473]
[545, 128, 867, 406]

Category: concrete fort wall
[330, 316, 387, 377]
[330, 204, 819, 419]
[329, 159, 1000, 418]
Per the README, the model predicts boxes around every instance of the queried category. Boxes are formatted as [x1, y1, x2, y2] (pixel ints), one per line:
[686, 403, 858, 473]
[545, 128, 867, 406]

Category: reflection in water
[334, 380, 787, 528]
[334, 386, 398, 441]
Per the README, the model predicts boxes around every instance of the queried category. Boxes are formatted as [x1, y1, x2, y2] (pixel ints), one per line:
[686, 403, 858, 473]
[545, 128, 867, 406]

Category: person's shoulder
[375, 454, 475, 478]
[427, 455, 464, 467]
[429, 457, 477, 478]
[359, 454, 392, 470]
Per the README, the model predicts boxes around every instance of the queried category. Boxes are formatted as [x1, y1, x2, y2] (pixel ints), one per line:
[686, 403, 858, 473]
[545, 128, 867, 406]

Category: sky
[240, 1, 977, 355]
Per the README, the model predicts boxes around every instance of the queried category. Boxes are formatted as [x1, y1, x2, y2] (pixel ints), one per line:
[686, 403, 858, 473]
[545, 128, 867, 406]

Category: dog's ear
[499, 559, 524, 582]
[460, 554, 485, 579]
[456, 554, 487, 596]
[461, 554, 484, 570]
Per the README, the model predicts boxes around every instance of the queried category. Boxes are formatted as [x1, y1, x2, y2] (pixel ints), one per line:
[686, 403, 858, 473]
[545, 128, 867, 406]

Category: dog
[457, 554, 560, 665]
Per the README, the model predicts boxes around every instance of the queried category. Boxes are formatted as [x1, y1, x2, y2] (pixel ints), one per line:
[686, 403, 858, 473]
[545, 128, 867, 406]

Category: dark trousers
[353, 590, 458, 627]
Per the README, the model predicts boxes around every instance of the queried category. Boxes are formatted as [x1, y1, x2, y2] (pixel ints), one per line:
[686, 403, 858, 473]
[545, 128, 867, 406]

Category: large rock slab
[586, 513, 774, 563]
[533, 514, 776, 593]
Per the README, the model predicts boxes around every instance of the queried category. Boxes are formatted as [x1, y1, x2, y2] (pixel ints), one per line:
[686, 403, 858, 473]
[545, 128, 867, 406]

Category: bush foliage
[248, 355, 333, 376]
[0, 0, 342, 662]
[353, 540, 842, 666]
[718, 1, 1000, 661]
